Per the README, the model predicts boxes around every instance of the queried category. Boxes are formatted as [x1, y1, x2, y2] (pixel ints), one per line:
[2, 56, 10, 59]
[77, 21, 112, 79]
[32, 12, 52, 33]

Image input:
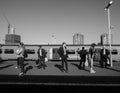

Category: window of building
[112, 49, 118, 55]
[67, 49, 75, 54]
[26, 49, 35, 54]
[4, 49, 14, 54]
[0, 49, 2, 54]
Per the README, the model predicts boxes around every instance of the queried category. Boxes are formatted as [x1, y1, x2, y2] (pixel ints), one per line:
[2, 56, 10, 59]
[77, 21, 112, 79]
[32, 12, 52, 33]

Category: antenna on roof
[0, 7, 15, 34]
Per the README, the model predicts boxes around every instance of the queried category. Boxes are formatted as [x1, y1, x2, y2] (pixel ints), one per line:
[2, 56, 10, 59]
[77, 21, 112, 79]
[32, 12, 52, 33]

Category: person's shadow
[22, 62, 33, 74]
[24, 65, 33, 74]
[54, 64, 64, 72]
[71, 63, 90, 72]
[94, 63, 120, 72]
[0, 64, 14, 70]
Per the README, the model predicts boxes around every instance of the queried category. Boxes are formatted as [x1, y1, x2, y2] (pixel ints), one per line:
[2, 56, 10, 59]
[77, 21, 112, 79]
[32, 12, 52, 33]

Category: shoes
[90, 69, 96, 73]
[19, 72, 24, 76]
[78, 66, 82, 69]
[15, 66, 18, 69]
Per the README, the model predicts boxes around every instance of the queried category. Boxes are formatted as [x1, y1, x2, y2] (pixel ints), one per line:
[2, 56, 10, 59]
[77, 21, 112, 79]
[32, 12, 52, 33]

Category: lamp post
[104, 1, 113, 67]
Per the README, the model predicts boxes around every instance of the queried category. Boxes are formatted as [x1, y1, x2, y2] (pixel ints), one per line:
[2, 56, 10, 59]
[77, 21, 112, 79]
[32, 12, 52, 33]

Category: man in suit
[100, 45, 109, 68]
[58, 42, 68, 73]
[79, 47, 87, 69]
[37, 45, 47, 69]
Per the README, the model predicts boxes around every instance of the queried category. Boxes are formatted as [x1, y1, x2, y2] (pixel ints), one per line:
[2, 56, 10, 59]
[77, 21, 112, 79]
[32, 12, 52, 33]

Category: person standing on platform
[100, 45, 109, 68]
[88, 43, 96, 73]
[79, 47, 87, 69]
[15, 45, 21, 69]
[58, 42, 68, 73]
[16, 42, 25, 76]
[37, 45, 47, 69]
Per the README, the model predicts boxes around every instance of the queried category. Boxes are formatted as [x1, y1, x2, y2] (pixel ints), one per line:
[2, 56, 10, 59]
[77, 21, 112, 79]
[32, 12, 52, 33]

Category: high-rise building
[73, 33, 84, 45]
[100, 33, 113, 45]
[5, 26, 21, 44]
[5, 34, 21, 44]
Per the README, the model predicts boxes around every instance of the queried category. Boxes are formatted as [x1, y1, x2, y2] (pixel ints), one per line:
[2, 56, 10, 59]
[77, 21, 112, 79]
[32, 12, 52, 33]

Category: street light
[104, 1, 113, 67]
[104, 1, 113, 10]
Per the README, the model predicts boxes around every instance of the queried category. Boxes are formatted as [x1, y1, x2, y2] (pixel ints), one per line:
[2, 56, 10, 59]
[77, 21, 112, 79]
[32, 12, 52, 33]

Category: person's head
[103, 45, 106, 49]
[39, 45, 42, 49]
[82, 47, 85, 50]
[18, 42, 24, 47]
[91, 43, 96, 48]
[62, 42, 66, 47]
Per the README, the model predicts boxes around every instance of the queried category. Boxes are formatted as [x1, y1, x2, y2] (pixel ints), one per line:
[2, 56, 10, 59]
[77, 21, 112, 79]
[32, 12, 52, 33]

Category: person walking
[15, 45, 21, 69]
[58, 42, 68, 73]
[16, 42, 25, 76]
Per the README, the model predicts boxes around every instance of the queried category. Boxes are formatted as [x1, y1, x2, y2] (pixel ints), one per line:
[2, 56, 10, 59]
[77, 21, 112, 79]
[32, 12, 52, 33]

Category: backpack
[23, 49, 28, 58]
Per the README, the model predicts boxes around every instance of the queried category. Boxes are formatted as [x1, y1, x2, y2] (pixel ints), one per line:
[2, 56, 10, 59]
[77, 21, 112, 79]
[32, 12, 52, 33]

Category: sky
[0, 0, 120, 44]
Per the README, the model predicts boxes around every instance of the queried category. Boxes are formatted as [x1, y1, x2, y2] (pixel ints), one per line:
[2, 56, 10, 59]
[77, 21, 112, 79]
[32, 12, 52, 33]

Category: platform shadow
[71, 63, 79, 69]
[94, 64, 120, 72]
[0, 64, 14, 70]
[23, 63, 29, 68]
[24, 66, 33, 74]
[71, 63, 90, 72]
[54, 64, 63, 72]
[105, 67, 120, 72]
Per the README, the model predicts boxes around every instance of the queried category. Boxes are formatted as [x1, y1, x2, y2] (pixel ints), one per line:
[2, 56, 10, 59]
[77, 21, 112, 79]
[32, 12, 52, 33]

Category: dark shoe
[79, 66, 82, 69]
[105, 66, 107, 68]
[83, 67, 85, 69]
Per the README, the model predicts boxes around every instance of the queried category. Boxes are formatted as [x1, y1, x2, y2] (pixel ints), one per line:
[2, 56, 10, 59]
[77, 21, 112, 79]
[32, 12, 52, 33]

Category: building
[5, 26, 21, 44]
[73, 33, 84, 45]
[100, 33, 113, 45]
[5, 34, 21, 44]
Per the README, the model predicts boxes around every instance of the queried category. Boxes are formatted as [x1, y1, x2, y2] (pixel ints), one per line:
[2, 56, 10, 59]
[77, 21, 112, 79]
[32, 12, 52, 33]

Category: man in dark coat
[58, 42, 68, 73]
[100, 45, 109, 68]
[37, 45, 47, 69]
[79, 47, 87, 69]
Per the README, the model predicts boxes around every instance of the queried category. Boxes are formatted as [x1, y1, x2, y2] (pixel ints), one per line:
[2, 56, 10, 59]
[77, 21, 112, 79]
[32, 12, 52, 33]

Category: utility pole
[104, 1, 113, 67]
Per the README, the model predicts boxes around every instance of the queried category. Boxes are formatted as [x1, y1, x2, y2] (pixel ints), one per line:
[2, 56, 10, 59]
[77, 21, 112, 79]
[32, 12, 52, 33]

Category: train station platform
[0, 61, 120, 86]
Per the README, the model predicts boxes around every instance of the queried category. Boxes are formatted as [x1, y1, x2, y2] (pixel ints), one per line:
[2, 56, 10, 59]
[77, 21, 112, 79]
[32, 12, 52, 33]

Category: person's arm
[17, 48, 22, 55]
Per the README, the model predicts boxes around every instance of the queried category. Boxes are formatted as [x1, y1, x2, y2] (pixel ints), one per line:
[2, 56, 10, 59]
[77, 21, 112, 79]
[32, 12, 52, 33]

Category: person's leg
[79, 57, 83, 68]
[19, 57, 24, 76]
[42, 58, 46, 69]
[90, 58, 96, 73]
[15, 58, 20, 69]
[21, 58, 24, 73]
[61, 57, 65, 71]
[104, 56, 108, 68]
[38, 57, 42, 67]
[64, 57, 68, 72]
[101, 56, 104, 68]
[103, 56, 106, 68]
[83, 57, 86, 69]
